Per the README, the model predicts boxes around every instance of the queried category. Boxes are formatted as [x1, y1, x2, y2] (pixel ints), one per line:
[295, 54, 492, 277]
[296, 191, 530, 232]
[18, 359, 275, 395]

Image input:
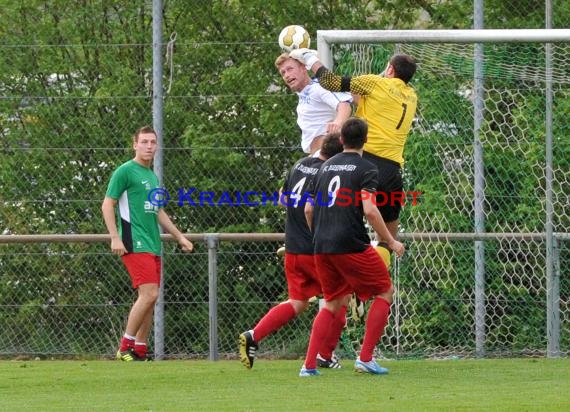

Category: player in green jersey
[102, 126, 193, 361]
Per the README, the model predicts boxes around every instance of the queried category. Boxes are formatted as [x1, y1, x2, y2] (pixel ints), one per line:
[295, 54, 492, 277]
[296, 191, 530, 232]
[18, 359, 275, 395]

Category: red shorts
[121, 252, 161, 289]
[284, 253, 322, 301]
[315, 246, 392, 302]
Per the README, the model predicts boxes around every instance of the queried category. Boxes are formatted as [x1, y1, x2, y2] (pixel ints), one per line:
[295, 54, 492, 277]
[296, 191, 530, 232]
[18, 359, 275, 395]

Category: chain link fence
[0, 1, 569, 360]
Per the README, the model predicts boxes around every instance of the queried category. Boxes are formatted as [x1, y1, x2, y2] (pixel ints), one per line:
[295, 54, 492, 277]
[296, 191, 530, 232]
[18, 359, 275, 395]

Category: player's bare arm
[362, 195, 404, 257]
[326, 101, 352, 134]
[157, 209, 194, 252]
[304, 201, 314, 231]
[278, 187, 288, 208]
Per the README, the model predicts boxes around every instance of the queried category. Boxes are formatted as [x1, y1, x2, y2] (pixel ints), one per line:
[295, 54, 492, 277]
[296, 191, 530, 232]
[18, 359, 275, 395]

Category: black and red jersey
[310, 152, 378, 253]
[282, 156, 324, 254]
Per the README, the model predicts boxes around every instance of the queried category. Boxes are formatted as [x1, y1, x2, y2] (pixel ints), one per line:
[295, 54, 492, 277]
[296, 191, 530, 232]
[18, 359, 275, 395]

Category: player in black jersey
[239, 133, 344, 370]
[299, 117, 405, 377]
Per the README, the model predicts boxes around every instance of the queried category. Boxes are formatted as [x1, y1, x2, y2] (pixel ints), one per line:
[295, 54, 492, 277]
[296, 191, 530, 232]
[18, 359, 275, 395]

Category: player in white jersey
[275, 53, 352, 156]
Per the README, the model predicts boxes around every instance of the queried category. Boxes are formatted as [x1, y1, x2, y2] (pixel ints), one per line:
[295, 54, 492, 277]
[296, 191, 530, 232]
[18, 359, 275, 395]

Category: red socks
[304, 308, 335, 369]
[359, 297, 391, 362]
[134, 342, 148, 358]
[253, 302, 297, 342]
[319, 306, 346, 360]
[119, 335, 135, 352]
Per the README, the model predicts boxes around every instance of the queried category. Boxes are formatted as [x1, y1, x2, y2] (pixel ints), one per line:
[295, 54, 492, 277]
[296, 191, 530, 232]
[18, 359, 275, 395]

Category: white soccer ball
[278, 25, 311, 52]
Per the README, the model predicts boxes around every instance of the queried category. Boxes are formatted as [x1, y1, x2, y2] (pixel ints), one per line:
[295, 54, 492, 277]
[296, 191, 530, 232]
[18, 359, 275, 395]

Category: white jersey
[296, 79, 352, 153]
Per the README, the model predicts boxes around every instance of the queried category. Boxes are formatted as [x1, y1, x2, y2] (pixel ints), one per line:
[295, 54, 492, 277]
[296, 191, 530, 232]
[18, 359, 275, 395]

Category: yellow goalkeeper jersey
[319, 70, 417, 166]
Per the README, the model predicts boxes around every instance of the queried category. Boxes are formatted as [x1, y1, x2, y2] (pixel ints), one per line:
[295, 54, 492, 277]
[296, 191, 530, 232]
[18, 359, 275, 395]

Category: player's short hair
[320, 132, 343, 159]
[390, 54, 417, 83]
[274, 53, 290, 68]
[341, 117, 368, 149]
[274, 52, 303, 70]
[133, 125, 156, 142]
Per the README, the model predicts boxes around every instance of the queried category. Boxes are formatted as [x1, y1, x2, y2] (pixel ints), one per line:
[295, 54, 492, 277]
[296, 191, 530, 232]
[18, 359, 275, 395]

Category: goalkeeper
[290, 49, 417, 268]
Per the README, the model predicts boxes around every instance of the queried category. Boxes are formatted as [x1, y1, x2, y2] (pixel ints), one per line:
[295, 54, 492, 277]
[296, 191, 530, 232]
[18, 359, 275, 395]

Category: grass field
[0, 358, 568, 411]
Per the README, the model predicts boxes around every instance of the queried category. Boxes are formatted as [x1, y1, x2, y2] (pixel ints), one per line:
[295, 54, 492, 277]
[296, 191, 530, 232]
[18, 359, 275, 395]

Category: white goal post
[316, 29, 570, 68]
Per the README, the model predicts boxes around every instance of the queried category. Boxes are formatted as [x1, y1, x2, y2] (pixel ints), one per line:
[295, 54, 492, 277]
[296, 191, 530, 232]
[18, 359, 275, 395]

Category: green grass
[0, 358, 568, 411]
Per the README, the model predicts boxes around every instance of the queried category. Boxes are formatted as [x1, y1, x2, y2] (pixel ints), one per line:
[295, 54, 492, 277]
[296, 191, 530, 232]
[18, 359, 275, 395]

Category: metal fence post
[152, 0, 165, 361]
[206, 234, 220, 361]
[473, 0, 487, 358]
[547, 236, 561, 357]
[544, 0, 559, 359]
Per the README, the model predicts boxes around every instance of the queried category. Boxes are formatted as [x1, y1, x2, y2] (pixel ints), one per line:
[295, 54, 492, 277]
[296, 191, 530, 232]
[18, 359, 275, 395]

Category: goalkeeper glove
[289, 48, 319, 71]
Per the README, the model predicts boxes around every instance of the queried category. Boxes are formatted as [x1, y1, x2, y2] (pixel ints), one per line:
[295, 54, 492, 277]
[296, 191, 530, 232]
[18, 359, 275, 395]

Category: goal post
[315, 29, 570, 358]
[317, 29, 570, 68]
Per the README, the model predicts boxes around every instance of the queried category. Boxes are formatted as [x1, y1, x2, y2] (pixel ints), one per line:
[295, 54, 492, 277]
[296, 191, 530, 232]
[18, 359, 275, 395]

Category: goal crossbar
[317, 29, 570, 45]
[316, 29, 570, 68]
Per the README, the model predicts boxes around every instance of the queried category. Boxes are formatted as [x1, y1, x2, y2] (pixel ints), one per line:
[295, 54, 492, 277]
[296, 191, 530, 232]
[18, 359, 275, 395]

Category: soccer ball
[278, 25, 310, 52]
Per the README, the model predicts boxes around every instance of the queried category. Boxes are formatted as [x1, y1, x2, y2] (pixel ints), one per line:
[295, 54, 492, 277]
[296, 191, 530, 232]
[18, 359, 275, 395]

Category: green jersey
[105, 160, 161, 255]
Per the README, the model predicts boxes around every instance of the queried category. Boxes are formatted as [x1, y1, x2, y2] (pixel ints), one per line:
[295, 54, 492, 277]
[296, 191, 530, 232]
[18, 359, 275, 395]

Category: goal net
[317, 30, 570, 358]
